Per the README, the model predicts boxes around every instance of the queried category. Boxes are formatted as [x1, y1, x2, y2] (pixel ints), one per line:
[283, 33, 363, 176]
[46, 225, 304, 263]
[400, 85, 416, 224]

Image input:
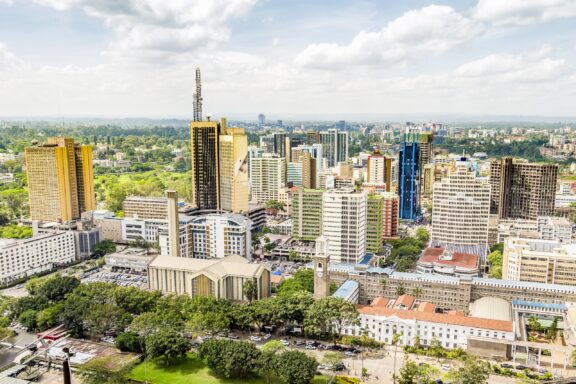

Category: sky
[0, 0, 575, 119]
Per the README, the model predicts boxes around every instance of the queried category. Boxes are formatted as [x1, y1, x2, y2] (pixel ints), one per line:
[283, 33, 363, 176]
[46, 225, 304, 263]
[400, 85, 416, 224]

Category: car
[250, 336, 262, 342]
[227, 334, 239, 339]
[515, 365, 528, 371]
[263, 334, 272, 340]
[334, 363, 346, 372]
[538, 368, 549, 374]
[344, 351, 357, 356]
[295, 340, 305, 346]
[281, 340, 290, 346]
[441, 364, 451, 371]
[305, 345, 317, 350]
[419, 362, 430, 368]
[500, 363, 513, 369]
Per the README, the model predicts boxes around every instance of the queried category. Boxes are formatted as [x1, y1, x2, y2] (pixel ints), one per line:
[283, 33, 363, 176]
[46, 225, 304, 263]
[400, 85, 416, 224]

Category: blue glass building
[398, 133, 421, 220]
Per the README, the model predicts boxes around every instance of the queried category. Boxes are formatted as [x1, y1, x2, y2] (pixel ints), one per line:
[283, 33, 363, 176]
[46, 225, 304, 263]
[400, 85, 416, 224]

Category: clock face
[317, 271, 323, 278]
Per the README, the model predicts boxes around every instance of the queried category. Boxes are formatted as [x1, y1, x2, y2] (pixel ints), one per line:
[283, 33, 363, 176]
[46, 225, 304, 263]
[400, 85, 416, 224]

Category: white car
[250, 336, 262, 342]
[441, 364, 451, 371]
[263, 334, 272, 340]
[305, 345, 317, 350]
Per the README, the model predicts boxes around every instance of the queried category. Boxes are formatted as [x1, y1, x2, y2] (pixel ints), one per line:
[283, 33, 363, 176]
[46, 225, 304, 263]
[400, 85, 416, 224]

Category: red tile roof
[372, 297, 390, 308]
[419, 247, 479, 269]
[394, 295, 415, 309]
[417, 302, 436, 313]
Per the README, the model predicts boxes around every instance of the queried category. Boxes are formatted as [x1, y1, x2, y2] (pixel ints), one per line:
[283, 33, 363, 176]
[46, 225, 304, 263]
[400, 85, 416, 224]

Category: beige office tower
[25, 137, 95, 222]
[219, 125, 249, 213]
[422, 163, 435, 197]
[490, 157, 558, 220]
[432, 165, 491, 253]
[249, 154, 286, 203]
[166, 190, 180, 257]
[301, 151, 317, 189]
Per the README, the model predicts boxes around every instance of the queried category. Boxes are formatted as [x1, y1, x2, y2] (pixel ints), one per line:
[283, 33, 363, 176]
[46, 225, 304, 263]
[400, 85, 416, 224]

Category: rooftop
[332, 280, 359, 301]
[149, 255, 267, 279]
[419, 247, 479, 270]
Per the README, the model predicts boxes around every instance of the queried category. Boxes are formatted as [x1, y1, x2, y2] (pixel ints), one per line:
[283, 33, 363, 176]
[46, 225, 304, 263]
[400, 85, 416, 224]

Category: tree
[198, 339, 261, 379]
[243, 279, 258, 303]
[277, 269, 314, 296]
[571, 348, 576, 366]
[130, 311, 185, 335]
[84, 303, 131, 338]
[304, 297, 359, 342]
[145, 329, 189, 363]
[264, 200, 286, 216]
[276, 350, 318, 384]
[261, 340, 286, 354]
[396, 282, 406, 296]
[380, 278, 387, 293]
[0, 224, 32, 239]
[39, 276, 80, 302]
[487, 250, 503, 278]
[527, 315, 541, 333]
[415, 228, 430, 244]
[18, 309, 38, 330]
[92, 240, 116, 257]
[411, 287, 422, 300]
[258, 350, 278, 384]
[397, 358, 438, 384]
[445, 357, 490, 384]
[115, 331, 144, 353]
[77, 356, 131, 384]
[36, 304, 63, 330]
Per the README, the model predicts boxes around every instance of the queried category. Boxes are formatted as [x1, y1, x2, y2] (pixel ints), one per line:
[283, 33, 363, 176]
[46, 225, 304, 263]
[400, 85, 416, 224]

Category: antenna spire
[193, 67, 203, 122]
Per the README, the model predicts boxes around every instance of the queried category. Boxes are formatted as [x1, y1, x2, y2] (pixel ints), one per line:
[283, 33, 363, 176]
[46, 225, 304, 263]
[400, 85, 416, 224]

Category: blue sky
[0, 0, 575, 118]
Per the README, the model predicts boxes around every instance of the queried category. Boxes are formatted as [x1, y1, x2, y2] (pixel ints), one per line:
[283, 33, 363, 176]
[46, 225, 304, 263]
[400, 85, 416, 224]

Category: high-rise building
[320, 129, 348, 168]
[124, 196, 168, 220]
[422, 164, 435, 197]
[259, 135, 274, 153]
[287, 162, 302, 187]
[190, 119, 221, 211]
[291, 188, 324, 240]
[431, 164, 491, 257]
[418, 132, 434, 167]
[258, 113, 266, 126]
[25, 137, 95, 222]
[490, 157, 558, 220]
[322, 188, 367, 263]
[398, 133, 420, 220]
[367, 149, 392, 191]
[166, 190, 180, 258]
[249, 154, 286, 203]
[382, 192, 399, 239]
[335, 120, 346, 131]
[306, 131, 321, 145]
[273, 132, 286, 157]
[219, 125, 249, 213]
[366, 194, 384, 253]
[301, 151, 317, 189]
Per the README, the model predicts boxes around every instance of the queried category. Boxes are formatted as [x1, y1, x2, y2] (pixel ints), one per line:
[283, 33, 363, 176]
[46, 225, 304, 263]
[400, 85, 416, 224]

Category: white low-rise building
[341, 295, 515, 351]
[0, 232, 76, 284]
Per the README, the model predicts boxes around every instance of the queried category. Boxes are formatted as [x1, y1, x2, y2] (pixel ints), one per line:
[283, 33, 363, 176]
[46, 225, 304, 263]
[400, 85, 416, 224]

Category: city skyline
[0, 0, 575, 118]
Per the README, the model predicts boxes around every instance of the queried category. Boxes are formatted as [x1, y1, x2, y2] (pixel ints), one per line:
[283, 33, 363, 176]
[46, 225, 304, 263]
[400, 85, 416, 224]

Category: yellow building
[219, 123, 249, 213]
[25, 137, 95, 222]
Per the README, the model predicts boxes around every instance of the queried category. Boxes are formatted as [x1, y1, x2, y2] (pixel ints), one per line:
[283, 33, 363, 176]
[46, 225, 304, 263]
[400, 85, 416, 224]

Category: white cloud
[294, 5, 482, 69]
[0, 43, 25, 71]
[473, 0, 576, 26]
[454, 52, 569, 82]
[35, 0, 259, 56]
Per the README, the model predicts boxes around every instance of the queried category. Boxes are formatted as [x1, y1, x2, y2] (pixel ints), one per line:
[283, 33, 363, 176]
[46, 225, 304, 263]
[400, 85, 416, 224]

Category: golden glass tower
[219, 122, 249, 213]
[25, 137, 95, 222]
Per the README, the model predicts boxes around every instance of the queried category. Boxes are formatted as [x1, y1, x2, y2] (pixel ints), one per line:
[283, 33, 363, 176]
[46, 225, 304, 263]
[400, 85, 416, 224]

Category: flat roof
[332, 280, 359, 300]
[149, 255, 266, 278]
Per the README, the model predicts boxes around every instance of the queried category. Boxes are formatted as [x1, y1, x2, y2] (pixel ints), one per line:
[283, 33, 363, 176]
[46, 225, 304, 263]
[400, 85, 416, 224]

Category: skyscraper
[301, 151, 317, 189]
[322, 188, 367, 263]
[366, 194, 384, 253]
[367, 148, 392, 191]
[432, 163, 491, 256]
[320, 129, 348, 168]
[25, 137, 95, 222]
[490, 157, 558, 220]
[291, 188, 324, 240]
[258, 113, 266, 126]
[190, 119, 221, 211]
[219, 122, 249, 213]
[249, 153, 286, 203]
[398, 132, 420, 220]
[273, 132, 287, 158]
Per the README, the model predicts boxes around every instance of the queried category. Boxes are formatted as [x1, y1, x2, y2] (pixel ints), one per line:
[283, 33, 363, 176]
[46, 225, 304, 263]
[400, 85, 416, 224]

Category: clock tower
[313, 235, 330, 300]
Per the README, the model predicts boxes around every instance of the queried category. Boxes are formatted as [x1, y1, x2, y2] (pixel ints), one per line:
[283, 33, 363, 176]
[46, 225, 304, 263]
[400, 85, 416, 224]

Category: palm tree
[412, 287, 422, 301]
[392, 331, 403, 384]
[380, 278, 387, 294]
[243, 279, 257, 303]
[396, 282, 406, 296]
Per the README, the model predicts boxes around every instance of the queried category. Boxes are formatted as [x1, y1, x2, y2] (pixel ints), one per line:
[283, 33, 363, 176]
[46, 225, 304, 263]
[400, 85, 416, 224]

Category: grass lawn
[129, 354, 329, 384]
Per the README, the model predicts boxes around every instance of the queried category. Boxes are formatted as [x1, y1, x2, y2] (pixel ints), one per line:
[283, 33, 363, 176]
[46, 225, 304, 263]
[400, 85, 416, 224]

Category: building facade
[322, 189, 367, 264]
[320, 129, 348, 168]
[148, 255, 270, 302]
[249, 154, 286, 203]
[25, 137, 95, 222]
[219, 126, 249, 213]
[123, 196, 168, 220]
[382, 192, 399, 239]
[398, 133, 420, 220]
[291, 189, 324, 241]
[490, 158, 558, 220]
[431, 165, 491, 256]
[366, 194, 384, 253]
[190, 120, 221, 210]
[0, 232, 76, 284]
[502, 238, 576, 285]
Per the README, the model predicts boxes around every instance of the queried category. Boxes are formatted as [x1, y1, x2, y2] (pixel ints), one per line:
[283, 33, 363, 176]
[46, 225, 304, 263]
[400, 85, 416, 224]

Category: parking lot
[80, 269, 147, 289]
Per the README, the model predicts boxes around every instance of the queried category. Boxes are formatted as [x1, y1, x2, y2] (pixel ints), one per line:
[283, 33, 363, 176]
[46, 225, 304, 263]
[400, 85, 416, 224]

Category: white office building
[322, 189, 367, 264]
[0, 232, 76, 284]
[431, 164, 491, 257]
[249, 153, 286, 203]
